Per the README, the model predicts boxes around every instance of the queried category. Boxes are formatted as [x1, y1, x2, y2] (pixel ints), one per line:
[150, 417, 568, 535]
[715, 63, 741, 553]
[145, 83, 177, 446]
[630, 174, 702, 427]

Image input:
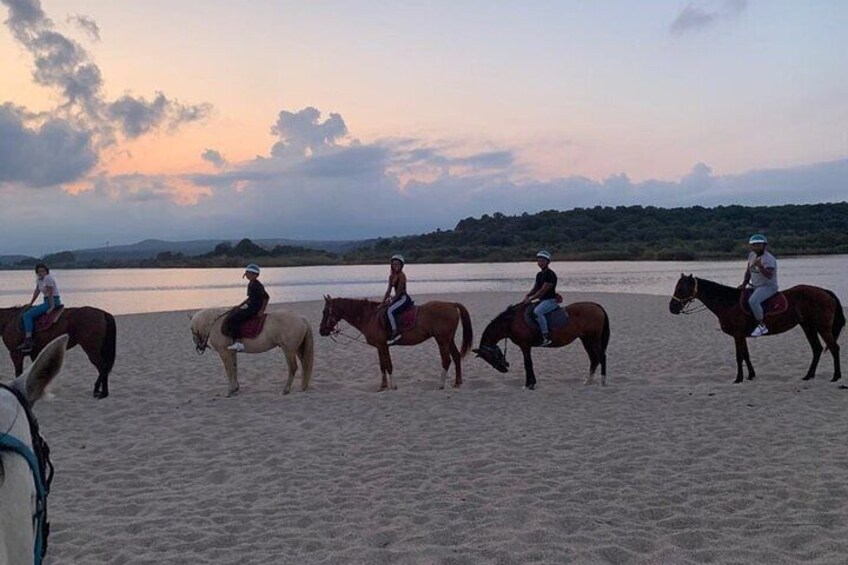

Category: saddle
[237, 315, 267, 339]
[34, 306, 65, 333]
[523, 303, 570, 335]
[379, 303, 419, 333]
[740, 290, 789, 318]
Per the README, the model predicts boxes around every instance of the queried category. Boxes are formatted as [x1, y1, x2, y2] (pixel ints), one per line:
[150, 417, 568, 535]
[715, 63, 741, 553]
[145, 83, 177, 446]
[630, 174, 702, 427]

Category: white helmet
[244, 263, 261, 274]
[536, 250, 552, 262]
[391, 254, 405, 264]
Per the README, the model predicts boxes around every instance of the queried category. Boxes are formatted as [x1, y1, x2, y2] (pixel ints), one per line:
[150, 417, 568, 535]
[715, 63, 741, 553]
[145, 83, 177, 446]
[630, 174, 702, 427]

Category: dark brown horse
[319, 296, 472, 390]
[669, 275, 844, 383]
[0, 306, 117, 398]
[474, 302, 610, 389]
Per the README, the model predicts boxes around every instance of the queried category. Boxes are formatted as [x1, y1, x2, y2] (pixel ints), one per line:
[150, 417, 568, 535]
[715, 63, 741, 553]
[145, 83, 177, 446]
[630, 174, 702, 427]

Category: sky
[1, 0, 847, 255]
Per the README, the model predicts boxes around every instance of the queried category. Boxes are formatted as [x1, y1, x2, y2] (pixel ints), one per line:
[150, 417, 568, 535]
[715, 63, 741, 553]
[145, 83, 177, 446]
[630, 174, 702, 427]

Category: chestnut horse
[474, 302, 610, 389]
[319, 296, 472, 390]
[0, 306, 116, 399]
[669, 275, 844, 383]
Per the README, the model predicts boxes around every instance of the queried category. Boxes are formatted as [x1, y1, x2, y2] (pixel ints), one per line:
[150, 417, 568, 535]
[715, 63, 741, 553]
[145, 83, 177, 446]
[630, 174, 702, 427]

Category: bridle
[0, 383, 54, 565]
[322, 301, 367, 345]
[671, 278, 706, 314]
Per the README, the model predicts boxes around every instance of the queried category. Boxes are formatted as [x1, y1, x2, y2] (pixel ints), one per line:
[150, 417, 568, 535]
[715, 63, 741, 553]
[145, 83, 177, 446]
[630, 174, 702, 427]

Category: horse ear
[14, 334, 69, 405]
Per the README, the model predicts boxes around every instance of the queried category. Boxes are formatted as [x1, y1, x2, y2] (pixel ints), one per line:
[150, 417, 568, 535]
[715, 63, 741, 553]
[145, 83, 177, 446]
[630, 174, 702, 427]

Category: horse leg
[733, 337, 746, 383]
[800, 324, 823, 381]
[436, 340, 451, 390]
[449, 341, 462, 388]
[521, 345, 537, 390]
[376, 345, 394, 391]
[11, 350, 25, 377]
[742, 340, 756, 381]
[218, 350, 239, 396]
[77, 337, 111, 399]
[282, 347, 298, 395]
[820, 331, 841, 382]
[580, 336, 599, 386]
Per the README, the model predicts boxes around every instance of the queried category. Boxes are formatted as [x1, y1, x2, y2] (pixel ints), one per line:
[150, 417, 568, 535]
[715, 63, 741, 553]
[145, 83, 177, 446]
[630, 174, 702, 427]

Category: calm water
[0, 256, 845, 315]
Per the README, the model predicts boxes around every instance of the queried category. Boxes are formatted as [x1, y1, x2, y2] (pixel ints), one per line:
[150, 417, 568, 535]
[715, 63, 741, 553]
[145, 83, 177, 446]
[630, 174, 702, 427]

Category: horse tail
[101, 312, 117, 375]
[825, 290, 845, 341]
[600, 305, 611, 353]
[298, 320, 315, 390]
[454, 303, 473, 358]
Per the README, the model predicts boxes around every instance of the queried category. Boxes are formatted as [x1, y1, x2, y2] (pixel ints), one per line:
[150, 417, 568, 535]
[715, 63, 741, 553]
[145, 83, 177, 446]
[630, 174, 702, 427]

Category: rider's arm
[44, 284, 55, 310]
[741, 269, 751, 287]
[29, 286, 40, 306]
[383, 277, 393, 302]
[259, 297, 269, 316]
[528, 283, 553, 301]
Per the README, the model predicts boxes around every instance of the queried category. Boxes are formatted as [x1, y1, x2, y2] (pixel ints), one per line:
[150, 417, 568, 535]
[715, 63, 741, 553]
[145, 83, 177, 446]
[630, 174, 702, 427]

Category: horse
[0, 306, 117, 399]
[473, 301, 610, 389]
[669, 274, 844, 383]
[190, 307, 314, 396]
[318, 296, 473, 391]
[1, 334, 68, 565]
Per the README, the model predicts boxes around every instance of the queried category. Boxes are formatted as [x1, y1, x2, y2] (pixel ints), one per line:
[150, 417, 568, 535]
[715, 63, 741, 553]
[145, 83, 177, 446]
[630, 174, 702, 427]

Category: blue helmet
[748, 234, 768, 245]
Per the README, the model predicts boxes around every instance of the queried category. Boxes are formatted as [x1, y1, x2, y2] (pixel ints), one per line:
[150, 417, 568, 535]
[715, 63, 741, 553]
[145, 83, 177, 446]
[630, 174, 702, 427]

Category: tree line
[3, 202, 847, 269]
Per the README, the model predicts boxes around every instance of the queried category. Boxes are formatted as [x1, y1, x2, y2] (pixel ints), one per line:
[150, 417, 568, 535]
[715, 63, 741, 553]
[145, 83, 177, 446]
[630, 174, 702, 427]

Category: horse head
[669, 274, 698, 315]
[319, 295, 339, 337]
[0, 334, 68, 565]
[473, 305, 516, 373]
[189, 309, 215, 354]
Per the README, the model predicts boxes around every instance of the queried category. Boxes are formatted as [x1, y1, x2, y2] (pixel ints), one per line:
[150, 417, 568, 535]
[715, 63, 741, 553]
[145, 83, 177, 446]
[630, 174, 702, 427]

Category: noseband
[0, 383, 53, 565]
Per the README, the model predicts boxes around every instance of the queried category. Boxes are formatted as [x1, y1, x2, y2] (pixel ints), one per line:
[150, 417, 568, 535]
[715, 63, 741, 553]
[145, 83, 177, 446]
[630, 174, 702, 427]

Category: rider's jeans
[534, 299, 559, 335]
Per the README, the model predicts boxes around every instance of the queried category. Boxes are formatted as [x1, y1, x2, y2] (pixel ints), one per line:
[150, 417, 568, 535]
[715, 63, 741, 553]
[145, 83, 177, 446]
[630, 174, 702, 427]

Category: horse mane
[696, 277, 741, 306]
[480, 304, 518, 345]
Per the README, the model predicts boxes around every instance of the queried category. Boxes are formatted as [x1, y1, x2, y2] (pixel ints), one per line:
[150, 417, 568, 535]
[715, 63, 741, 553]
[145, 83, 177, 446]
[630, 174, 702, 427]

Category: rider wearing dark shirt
[224, 264, 269, 351]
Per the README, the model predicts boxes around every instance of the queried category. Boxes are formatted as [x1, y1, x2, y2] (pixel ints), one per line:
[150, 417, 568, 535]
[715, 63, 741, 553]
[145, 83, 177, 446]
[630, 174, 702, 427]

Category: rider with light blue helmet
[224, 263, 269, 351]
[741, 234, 778, 337]
[523, 250, 558, 346]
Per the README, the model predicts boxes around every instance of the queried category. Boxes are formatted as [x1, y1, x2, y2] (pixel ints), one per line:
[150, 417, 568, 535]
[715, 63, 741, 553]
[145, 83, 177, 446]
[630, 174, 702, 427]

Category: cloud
[269, 107, 349, 159]
[0, 103, 97, 187]
[68, 13, 99, 42]
[0, 0, 210, 187]
[670, 0, 747, 35]
[201, 148, 227, 168]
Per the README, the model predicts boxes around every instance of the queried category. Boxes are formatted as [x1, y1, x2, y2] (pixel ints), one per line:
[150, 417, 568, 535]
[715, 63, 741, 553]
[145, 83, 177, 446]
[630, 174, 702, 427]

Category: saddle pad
[380, 306, 419, 333]
[524, 305, 570, 333]
[34, 306, 65, 333]
[740, 291, 789, 317]
[238, 315, 267, 339]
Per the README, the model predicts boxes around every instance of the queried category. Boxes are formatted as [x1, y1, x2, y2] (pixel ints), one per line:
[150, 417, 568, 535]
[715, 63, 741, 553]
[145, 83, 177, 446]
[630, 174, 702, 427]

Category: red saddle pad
[238, 315, 267, 339]
[380, 306, 419, 333]
[34, 306, 65, 333]
[740, 290, 789, 318]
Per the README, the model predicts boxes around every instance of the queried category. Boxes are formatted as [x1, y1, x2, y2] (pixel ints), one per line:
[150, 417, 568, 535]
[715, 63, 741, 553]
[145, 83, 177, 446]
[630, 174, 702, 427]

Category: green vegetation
[2, 203, 846, 269]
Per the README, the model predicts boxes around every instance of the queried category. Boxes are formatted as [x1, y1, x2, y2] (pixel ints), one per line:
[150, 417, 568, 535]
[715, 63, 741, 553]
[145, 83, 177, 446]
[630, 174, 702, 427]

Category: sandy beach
[3, 291, 847, 565]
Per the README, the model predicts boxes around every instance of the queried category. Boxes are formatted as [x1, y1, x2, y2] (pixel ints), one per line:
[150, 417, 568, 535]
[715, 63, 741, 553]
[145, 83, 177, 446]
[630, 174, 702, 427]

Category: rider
[224, 264, 269, 352]
[741, 234, 778, 337]
[523, 250, 558, 347]
[384, 254, 410, 345]
[19, 262, 62, 354]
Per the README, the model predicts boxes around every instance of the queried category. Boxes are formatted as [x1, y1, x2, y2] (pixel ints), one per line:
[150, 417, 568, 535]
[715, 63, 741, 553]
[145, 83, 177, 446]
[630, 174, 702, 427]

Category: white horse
[190, 307, 314, 396]
[1, 334, 68, 565]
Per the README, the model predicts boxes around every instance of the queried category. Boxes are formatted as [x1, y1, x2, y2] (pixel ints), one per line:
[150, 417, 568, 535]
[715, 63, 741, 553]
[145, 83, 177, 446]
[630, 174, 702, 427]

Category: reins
[0, 383, 53, 565]
[671, 278, 708, 314]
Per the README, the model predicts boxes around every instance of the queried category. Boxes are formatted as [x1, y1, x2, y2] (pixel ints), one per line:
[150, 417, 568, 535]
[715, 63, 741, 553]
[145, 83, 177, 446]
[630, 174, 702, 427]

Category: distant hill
[69, 237, 369, 261]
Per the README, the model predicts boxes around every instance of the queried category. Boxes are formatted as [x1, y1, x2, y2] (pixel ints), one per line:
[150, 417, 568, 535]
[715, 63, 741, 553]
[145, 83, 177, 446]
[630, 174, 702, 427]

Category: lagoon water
[1, 255, 845, 315]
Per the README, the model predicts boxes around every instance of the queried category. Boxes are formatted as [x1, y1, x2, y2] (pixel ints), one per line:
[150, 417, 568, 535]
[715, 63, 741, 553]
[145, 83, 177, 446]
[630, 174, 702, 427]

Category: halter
[0, 383, 53, 565]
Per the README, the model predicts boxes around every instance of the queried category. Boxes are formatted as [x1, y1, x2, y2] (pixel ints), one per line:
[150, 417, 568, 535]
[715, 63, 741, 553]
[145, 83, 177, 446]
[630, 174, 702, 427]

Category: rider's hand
[521, 296, 530, 305]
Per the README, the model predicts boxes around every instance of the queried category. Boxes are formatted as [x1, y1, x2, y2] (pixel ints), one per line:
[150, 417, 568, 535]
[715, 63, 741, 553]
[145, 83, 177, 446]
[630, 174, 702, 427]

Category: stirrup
[387, 333, 402, 345]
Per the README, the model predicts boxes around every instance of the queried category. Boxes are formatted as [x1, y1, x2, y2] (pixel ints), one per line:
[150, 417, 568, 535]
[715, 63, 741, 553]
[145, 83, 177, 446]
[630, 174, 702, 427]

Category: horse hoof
[733, 378, 743, 384]
[832, 375, 842, 382]
[283, 388, 291, 395]
[453, 382, 461, 388]
[226, 388, 240, 397]
[523, 384, 535, 391]
[93, 391, 108, 399]
[802, 375, 814, 381]
[438, 385, 445, 390]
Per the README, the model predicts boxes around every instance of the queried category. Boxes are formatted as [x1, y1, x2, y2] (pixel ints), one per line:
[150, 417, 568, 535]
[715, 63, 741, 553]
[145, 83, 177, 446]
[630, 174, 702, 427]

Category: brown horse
[474, 302, 610, 389]
[319, 296, 472, 390]
[669, 274, 844, 383]
[0, 306, 117, 398]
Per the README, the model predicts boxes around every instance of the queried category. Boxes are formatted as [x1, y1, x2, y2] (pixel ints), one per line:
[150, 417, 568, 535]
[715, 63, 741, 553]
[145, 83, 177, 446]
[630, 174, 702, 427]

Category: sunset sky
[1, 0, 847, 255]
